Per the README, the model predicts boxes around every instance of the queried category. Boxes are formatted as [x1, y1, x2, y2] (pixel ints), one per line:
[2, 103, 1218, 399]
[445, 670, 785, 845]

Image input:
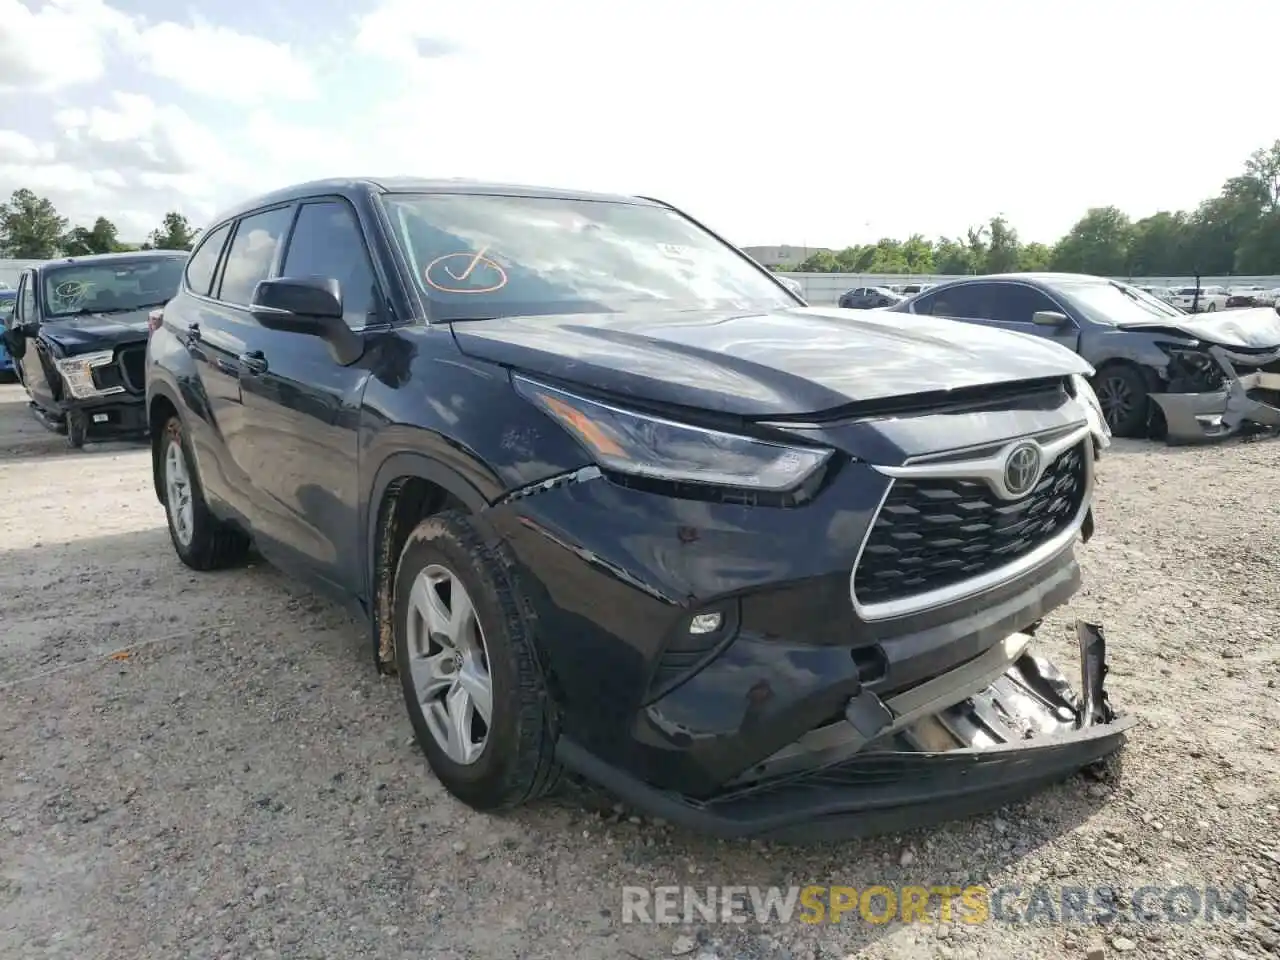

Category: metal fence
[777, 273, 1280, 307]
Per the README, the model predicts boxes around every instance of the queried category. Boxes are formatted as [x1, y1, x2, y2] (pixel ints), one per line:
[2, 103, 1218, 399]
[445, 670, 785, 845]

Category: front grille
[853, 442, 1088, 608]
[118, 346, 145, 393]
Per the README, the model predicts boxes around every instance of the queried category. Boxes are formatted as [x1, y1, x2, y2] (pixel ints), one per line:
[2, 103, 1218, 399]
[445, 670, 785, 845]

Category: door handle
[239, 351, 268, 376]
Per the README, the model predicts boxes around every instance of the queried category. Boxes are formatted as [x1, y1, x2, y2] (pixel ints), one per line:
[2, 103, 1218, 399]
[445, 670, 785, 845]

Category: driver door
[9, 271, 57, 408]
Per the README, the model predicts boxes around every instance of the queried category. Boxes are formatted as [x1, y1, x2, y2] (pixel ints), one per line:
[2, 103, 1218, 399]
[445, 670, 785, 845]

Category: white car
[1170, 285, 1229, 312]
[1256, 287, 1280, 306]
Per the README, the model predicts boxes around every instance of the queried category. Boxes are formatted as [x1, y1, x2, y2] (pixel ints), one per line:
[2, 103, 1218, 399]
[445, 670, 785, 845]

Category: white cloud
[2, 0, 1280, 252]
[126, 18, 316, 104]
[0, 0, 132, 91]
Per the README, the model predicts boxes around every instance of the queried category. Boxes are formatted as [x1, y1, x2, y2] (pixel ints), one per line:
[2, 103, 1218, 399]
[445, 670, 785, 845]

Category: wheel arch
[147, 385, 182, 504]
[365, 452, 495, 674]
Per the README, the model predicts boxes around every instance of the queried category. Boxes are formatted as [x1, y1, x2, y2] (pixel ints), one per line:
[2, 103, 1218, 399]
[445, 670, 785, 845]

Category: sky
[1, 0, 1277, 248]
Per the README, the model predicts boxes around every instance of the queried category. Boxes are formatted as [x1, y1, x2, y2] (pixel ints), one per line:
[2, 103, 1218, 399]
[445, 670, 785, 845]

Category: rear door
[183, 208, 296, 522]
[233, 198, 378, 595]
[170, 220, 247, 516]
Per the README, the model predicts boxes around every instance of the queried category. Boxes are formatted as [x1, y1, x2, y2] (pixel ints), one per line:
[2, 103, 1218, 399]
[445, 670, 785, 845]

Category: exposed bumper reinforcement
[1152, 350, 1280, 443]
[556, 620, 1133, 841]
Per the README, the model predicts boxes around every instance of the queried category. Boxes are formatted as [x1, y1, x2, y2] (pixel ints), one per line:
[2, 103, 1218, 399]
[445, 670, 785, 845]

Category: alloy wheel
[164, 440, 194, 547]
[405, 564, 493, 765]
[1097, 376, 1133, 430]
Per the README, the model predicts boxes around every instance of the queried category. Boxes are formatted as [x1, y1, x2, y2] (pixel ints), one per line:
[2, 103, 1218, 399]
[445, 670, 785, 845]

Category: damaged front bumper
[555, 620, 1133, 841]
[1153, 344, 1280, 443]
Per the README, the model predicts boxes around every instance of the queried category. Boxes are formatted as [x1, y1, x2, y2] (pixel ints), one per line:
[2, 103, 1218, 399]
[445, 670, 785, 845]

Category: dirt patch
[0, 382, 1276, 960]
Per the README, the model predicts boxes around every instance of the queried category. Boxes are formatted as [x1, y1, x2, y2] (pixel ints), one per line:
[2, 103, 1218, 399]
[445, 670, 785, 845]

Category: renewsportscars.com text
[621, 884, 1250, 926]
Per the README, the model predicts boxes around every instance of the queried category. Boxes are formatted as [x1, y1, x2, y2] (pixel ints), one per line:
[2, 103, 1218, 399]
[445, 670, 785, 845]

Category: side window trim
[213, 202, 297, 306]
[279, 194, 386, 331]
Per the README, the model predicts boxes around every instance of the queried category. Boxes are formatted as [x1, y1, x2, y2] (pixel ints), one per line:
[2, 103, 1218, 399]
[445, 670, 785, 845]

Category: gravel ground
[0, 379, 1277, 960]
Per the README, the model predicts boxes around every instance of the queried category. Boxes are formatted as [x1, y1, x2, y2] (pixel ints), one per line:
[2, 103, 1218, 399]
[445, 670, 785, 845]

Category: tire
[1091, 364, 1151, 439]
[394, 510, 560, 811]
[157, 415, 250, 570]
[66, 411, 86, 448]
[1206, 302, 1217, 312]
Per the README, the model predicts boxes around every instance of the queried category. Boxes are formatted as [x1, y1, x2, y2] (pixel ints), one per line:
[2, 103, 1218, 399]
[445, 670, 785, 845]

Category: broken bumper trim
[1152, 350, 1280, 443]
[556, 621, 1133, 842]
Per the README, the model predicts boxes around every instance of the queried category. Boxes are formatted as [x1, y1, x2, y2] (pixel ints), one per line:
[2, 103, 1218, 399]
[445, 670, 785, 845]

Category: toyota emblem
[1002, 442, 1042, 498]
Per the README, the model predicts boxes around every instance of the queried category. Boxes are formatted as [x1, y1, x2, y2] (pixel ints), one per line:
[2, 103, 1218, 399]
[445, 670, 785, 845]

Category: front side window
[280, 201, 377, 328]
[218, 206, 294, 305]
[185, 223, 231, 297]
[985, 284, 1062, 324]
[0, 296, 15, 323]
[41, 257, 186, 318]
[381, 193, 794, 322]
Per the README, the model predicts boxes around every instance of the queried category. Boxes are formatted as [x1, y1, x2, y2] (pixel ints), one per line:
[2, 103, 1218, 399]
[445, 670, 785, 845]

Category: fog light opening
[689, 613, 722, 635]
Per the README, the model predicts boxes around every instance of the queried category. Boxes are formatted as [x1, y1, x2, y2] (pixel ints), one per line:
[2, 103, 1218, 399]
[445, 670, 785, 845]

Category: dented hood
[1118, 307, 1280, 350]
[449, 305, 1092, 417]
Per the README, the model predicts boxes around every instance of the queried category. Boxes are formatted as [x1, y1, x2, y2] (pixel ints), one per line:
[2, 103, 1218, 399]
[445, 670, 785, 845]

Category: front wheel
[1092, 364, 1151, 439]
[394, 511, 559, 811]
[157, 416, 250, 570]
[1206, 302, 1218, 312]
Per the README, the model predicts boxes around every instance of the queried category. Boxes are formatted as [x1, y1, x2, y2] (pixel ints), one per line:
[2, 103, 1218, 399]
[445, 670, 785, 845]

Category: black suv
[4, 251, 186, 447]
[146, 178, 1129, 840]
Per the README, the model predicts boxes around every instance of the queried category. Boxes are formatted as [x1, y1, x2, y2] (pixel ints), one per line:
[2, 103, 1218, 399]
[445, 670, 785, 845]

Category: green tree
[63, 216, 125, 255]
[1127, 211, 1191, 276]
[984, 216, 1021, 273]
[1017, 242, 1053, 272]
[1050, 207, 1132, 275]
[147, 211, 200, 251]
[0, 189, 68, 258]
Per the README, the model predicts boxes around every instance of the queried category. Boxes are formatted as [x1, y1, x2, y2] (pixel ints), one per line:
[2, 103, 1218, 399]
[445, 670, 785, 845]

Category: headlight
[54, 350, 124, 399]
[1071, 374, 1110, 451]
[513, 375, 834, 492]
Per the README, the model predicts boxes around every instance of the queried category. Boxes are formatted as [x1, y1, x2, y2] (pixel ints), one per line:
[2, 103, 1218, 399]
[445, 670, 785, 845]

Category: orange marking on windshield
[424, 251, 508, 294]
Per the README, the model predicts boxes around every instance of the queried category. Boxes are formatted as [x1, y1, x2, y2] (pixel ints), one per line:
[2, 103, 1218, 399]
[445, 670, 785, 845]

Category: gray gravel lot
[0, 380, 1277, 960]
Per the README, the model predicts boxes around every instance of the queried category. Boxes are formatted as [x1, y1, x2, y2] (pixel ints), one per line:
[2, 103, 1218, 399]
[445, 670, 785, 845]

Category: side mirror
[1032, 310, 1069, 327]
[250, 277, 364, 365]
[252, 277, 343, 322]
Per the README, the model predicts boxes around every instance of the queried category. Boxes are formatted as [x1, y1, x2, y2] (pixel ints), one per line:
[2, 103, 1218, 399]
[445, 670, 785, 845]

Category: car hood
[1117, 307, 1280, 350]
[39, 309, 152, 355]
[449, 306, 1093, 416]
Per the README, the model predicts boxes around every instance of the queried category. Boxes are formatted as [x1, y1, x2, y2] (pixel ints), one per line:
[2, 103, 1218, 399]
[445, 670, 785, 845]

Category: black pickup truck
[145, 178, 1127, 840]
[4, 251, 186, 448]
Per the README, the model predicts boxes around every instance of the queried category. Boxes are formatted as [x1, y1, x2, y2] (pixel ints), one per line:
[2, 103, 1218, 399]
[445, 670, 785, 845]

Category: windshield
[1059, 280, 1186, 324]
[382, 193, 795, 321]
[42, 257, 186, 318]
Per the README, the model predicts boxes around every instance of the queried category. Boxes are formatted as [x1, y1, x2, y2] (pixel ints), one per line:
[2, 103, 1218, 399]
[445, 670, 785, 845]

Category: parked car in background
[899, 281, 934, 296]
[1171, 285, 1229, 312]
[838, 286, 904, 309]
[888, 273, 1280, 442]
[145, 177, 1126, 840]
[1256, 287, 1280, 306]
[0, 289, 15, 376]
[2, 251, 187, 447]
[1226, 286, 1269, 308]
